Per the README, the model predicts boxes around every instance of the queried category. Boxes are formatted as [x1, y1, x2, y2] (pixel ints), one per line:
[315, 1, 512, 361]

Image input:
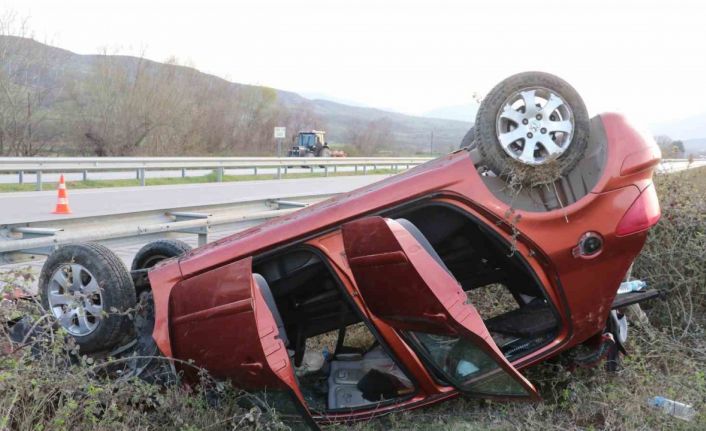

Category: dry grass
[505, 158, 564, 190]
[338, 329, 705, 430]
[465, 284, 518, 320]
[305, 323, 377, 354]
[633, 166, 706, 344]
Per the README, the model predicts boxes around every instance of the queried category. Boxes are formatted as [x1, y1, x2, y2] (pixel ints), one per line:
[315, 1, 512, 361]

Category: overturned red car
[35, 72, 662, 428]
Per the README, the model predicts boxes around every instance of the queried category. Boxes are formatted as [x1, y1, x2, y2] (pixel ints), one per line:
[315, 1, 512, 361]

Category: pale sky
[5, 0, 706, 128]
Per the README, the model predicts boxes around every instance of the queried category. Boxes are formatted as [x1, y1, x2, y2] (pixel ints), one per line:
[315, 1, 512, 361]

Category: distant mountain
[423, 101, 479, 123]
[0, 36, 471, 155]
[652, 113, 706, 141]
[300, 92, 373, 109]
[684, 138, 706, 157]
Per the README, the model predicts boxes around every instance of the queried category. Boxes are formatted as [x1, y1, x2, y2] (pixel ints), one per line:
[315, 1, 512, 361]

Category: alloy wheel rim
[47, 263, 103, 336]
[495, 87, 575, 165]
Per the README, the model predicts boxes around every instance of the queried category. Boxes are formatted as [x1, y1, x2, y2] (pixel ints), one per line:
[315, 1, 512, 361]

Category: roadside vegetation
[1, 167, 704, 430]
[0, 168, 400, 193]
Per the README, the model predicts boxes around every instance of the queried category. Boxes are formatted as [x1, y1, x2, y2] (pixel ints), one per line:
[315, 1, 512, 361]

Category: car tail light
[616, 184, 661, 236]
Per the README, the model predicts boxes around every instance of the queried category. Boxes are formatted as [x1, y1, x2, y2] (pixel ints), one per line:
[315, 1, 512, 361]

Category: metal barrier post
[277, 167, 282, 180]
[36, 171, 42, 191]
[18, 171, 23, 184]
[169, 212, 210, 246]
[181, 168, 186, 178]
[324, 166, 328, 177]
[363, 165, 367, 175]
[82, 170, 88, 181]
[216, 167, 224, 182]
[139, 168, 146, 186]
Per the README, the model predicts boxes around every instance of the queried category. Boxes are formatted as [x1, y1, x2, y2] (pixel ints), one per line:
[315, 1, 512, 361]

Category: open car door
[168, 257, 319, 430]
[342, 216, 539, 399]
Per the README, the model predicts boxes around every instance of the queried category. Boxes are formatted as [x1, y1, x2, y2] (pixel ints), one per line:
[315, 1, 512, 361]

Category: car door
[342, 216, 539, 399]
[168, 256, 319, 430]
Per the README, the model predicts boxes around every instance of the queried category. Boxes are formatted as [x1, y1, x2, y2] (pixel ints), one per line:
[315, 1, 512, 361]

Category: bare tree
[0, 13, 64, 156]
[2, 20, 323, 157]
[655, 135, 685, 158]
[345, 118, 395, 155]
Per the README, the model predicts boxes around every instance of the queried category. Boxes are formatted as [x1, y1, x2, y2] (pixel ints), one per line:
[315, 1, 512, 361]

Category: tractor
[287, 130, 340, 158]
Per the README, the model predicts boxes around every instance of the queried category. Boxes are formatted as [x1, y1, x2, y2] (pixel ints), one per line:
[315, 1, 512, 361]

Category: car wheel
[459, 126, 476, 150]
[131, 239, 192, 294]
[39, 243, 136, 353]
[474, 72, 589, 177]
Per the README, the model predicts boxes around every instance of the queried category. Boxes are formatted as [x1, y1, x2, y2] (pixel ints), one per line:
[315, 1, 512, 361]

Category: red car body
[148, 113, 661, 427]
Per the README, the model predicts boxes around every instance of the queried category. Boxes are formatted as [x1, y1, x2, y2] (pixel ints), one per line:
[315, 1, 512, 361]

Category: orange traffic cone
[52, 174, 72, 214]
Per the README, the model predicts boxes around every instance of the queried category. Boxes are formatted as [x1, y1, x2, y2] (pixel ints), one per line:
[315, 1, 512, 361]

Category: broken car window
[404, 331, 528, 397]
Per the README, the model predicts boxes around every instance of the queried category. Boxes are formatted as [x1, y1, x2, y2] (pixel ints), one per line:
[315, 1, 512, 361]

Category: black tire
[39, 243, 136, 353]
[131, 239, 192, 272]
[475, 72, 589, 177]
[459, 126, 476, 150]
[131, 239, 192, 294]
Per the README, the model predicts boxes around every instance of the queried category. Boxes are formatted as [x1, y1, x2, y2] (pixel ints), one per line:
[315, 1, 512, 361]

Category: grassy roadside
[0, 168, 399, 193]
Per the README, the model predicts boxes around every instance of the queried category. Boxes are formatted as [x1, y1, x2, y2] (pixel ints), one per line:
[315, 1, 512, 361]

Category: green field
[0, 169, 399, 193]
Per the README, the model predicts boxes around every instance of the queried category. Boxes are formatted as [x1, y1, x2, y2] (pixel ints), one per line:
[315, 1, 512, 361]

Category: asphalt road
[657, 159, 705, 173]
[0, 175, 389, 225]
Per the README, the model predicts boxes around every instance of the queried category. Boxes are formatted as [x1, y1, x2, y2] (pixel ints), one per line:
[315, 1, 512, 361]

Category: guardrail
[0, 157, 433, 190]
[0, 193, 334, 265]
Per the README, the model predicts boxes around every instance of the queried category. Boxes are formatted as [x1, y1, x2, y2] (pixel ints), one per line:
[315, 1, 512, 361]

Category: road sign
[274, 127, 286, 139]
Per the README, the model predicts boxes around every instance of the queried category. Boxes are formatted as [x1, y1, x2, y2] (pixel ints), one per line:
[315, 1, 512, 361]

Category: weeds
[633, 166, 706, 345]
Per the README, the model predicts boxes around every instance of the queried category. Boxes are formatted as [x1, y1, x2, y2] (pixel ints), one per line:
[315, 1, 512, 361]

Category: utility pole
[27, 92, 32, 155]
[430, 130, 434, 156]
